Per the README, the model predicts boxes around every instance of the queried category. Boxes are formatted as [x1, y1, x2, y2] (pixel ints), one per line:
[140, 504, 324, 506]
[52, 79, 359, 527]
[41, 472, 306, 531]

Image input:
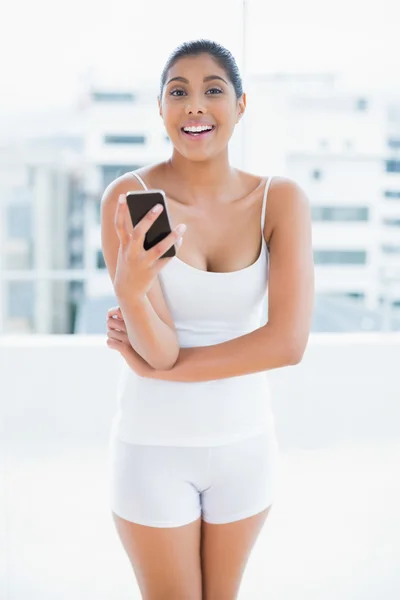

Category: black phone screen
[126, 190, 175, 258]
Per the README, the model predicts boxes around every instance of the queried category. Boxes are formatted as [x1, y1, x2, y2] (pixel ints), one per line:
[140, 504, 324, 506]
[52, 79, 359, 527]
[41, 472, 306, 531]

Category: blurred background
[1, 0, 400, 334]
[1, 1, 400, 599]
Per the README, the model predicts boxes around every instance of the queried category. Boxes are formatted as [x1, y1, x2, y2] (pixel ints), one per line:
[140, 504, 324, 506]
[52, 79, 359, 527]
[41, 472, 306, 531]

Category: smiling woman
[155, 40, 246, 164]
[101, 38, 314, 600]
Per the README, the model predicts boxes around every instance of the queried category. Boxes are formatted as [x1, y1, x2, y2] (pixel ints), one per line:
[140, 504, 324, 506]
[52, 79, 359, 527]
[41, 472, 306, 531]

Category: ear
[237, 92, 246, 123]
[157, 96, 162, 118]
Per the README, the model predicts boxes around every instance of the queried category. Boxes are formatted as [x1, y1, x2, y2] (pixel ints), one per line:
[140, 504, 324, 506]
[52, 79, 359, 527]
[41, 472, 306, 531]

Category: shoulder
[268, 175, 308, 201]
[263, 176, 311, 242]
[268, 176, 310, 219]
[100, 162, 165, 208]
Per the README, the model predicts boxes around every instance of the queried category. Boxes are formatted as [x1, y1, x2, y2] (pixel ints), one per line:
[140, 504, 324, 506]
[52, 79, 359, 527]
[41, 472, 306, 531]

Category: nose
[185, 96, 207, 115]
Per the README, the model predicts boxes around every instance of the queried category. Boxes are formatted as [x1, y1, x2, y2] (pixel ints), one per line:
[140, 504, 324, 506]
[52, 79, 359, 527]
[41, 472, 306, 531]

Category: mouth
[181, 125, 216, 139]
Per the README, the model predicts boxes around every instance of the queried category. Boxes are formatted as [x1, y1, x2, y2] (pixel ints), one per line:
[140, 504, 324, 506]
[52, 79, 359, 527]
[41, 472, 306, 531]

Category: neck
[167, 149, 238, 205]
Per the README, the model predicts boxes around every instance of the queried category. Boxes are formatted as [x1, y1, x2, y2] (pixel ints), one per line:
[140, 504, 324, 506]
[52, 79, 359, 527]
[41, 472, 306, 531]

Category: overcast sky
[1, 0, 399, 115]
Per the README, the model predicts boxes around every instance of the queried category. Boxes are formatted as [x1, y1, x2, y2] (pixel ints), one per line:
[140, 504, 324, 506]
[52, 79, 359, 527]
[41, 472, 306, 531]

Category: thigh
[108, 436, 205, 598]
[200, 431, 280, 599]
[113, 513, 202, 600]
[108, 435, 202, 527]
[201, 430, 280, 525]
[201, 507, 271, 600]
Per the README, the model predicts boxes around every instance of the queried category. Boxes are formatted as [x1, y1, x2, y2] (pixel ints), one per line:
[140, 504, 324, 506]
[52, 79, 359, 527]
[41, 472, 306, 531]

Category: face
[158, 53, 246, 162]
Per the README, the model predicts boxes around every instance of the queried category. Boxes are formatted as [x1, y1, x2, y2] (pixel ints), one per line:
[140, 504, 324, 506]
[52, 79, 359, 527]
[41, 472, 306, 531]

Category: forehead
[166, 53, 227, 81]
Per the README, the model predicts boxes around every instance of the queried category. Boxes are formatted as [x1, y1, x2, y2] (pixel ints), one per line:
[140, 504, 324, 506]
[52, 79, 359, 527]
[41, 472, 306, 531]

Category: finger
[107, 338, 130, 358]
[114, 195, 131, 246]
[131, 203, 164, 242]
[147, 224, 187, 263]
[106, 338, 123, 350]
[107, 317, 127, 333]
[108, 307, 123, 319]
[107, 330, 127, 342]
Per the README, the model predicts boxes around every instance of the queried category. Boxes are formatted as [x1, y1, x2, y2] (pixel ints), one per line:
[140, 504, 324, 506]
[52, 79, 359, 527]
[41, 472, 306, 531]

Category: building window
[312, 169, 322, 180]
[386, 160, 400, 173]
[100, 165, 141, 188]
[314, 250, 367, 265]
[381, 244, 400, 255]
[384, 190, 400, 199]
[383, 218, 400, 227]
[347, 292, 365, 301]
[387, 138, 400, 150]
[104, 135, 146, 145]
[8, 281, 34, 319]
[96, 250, 106, 269]
[356, 98, 368, 111]
[92, 92, 135, 102]
[6, 204, 33, 239]
[311, 206, 369, 222]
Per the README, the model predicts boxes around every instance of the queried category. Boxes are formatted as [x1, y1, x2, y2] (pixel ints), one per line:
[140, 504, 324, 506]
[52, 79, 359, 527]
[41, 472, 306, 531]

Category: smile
[181, 125, 216, 139]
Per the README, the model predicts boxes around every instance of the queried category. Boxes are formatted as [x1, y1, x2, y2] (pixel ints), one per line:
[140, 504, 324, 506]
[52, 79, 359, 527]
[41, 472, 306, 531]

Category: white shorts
[107, 430, 280, 528]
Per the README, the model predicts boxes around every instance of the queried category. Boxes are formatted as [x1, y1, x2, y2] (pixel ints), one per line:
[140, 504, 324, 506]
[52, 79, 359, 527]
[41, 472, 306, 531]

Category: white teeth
[183, 125, 213, 133]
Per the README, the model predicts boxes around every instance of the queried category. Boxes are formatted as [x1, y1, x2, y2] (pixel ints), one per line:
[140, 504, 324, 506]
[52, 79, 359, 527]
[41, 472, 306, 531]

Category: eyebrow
[166, 75, 228, 86]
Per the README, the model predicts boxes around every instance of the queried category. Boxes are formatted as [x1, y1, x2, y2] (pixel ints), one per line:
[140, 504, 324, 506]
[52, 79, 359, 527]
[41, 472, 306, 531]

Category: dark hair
[159, 39, 243, 99]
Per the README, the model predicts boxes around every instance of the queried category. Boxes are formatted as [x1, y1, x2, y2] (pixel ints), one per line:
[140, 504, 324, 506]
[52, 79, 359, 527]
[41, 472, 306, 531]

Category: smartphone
[125, 189, 175, 258]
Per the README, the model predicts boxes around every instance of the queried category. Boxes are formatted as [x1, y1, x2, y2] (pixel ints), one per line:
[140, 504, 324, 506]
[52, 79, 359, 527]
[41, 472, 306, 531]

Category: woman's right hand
[113, 194, 186, 300]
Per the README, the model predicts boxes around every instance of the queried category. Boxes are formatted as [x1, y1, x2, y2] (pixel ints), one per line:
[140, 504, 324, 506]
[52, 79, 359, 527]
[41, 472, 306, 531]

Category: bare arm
[119, 178, 315, 382]
[101, 174, 180, 370]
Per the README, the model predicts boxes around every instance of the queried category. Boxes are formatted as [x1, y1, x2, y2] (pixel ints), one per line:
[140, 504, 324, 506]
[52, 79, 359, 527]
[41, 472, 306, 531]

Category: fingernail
[176, 224, 187, 235]
[118, 194, 126, 204]
[151, 204, 163, 213]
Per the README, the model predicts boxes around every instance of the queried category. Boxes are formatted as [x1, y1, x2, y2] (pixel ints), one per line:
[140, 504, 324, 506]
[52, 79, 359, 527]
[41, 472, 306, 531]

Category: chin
[177, 145, 223, 163]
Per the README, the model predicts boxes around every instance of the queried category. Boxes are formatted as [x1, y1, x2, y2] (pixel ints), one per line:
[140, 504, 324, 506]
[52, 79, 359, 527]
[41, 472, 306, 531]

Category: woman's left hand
[106, 306, 131, 355]
[106, 306, 188, 382]
[106, 306, 152, 377]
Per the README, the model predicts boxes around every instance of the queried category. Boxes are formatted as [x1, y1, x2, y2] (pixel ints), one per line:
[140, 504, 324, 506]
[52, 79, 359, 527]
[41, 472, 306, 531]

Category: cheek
[161, 105, 180, 133]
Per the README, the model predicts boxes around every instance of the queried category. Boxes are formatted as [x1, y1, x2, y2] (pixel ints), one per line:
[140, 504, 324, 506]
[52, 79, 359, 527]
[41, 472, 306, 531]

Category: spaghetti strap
[131, 171, 148, 190]
[261, 176, 273, 231]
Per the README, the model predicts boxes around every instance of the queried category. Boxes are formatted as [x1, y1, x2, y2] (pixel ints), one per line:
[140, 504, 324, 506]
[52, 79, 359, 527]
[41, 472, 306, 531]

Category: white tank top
[110, 172, 276, 446]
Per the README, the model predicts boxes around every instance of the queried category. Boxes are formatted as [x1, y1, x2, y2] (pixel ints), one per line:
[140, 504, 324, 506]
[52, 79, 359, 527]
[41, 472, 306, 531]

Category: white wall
[1, 334, 399, 449]
[1, 334, 399, 600]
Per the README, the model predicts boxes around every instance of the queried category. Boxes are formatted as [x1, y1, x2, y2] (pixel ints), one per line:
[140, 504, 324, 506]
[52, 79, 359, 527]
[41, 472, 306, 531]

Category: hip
[111, 367, 275, 447]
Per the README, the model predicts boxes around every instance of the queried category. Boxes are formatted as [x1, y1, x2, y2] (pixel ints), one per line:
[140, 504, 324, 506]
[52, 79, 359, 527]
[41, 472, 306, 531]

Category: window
[100, 165, 141, 188]
[384, 190, 400, 199]
[347, 292, 365, 301]
[388, 138, 400, 150]
[8, 281, 34, 318]
[104, 135, 146, 145]
[311, 206, 369, 222]
[314, 250, 367, 265]
[383, 218, 400, 227]
[96, 250, 106, 269]
[6, 204, 33, 239]
[92, 92, 135, 102]
[381, 244, 400, 255]
[386, 160, 400, 173]
[356, 98, 368, 111]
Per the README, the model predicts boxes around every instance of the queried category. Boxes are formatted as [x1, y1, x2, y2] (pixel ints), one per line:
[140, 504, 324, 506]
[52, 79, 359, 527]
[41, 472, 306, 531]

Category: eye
[206, 88, 223, 95]
[169, 89, 186, 97]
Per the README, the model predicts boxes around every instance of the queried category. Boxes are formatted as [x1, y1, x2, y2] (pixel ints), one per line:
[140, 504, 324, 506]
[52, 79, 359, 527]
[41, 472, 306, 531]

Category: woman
[101, 39, 314, 600]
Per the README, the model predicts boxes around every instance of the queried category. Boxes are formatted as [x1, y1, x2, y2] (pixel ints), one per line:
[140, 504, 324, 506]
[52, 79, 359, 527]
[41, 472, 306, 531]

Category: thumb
[114, 195, 130, 246]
